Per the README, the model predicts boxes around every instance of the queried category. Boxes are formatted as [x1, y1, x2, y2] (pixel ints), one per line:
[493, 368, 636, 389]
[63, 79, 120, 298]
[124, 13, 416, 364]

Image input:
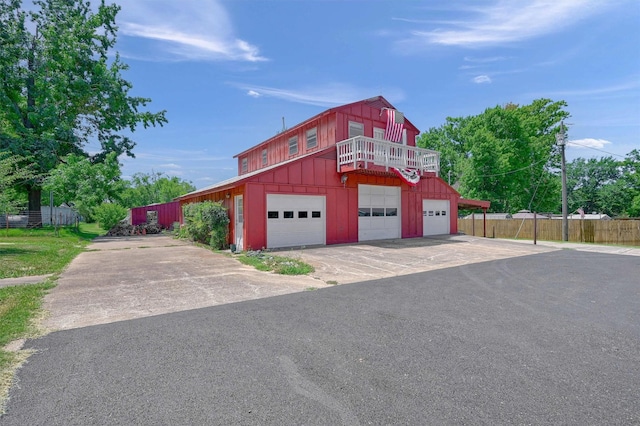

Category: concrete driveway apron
[42, 233, 565, 331]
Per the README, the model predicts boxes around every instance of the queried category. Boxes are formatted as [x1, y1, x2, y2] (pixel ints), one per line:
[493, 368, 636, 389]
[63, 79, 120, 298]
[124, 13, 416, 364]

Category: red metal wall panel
[130, 202, 181, 229]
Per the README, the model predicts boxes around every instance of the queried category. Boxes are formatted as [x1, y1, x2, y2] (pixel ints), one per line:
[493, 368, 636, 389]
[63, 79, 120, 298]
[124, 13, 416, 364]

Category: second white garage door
[358, 185, 401, 241]
[423, 199, 450, 236]
[266, 194, 326, 249]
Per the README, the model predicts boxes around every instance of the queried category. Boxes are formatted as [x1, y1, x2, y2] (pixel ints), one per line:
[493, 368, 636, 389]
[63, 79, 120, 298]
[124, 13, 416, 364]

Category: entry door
[234, 195, 244, 251]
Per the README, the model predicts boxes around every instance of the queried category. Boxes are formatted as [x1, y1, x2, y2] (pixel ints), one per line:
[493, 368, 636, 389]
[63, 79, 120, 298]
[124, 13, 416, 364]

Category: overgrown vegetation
[92, 203, 128, 230]
[0, 224, 103, 279]
[236, 250, 315, 275]
[179, 201, 230, 249]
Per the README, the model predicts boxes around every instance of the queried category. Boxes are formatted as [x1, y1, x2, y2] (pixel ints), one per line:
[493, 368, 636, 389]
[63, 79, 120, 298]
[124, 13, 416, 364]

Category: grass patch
[0, 282, 55, 348]
[0, 281, 56, 412]
[236, 250, 315, 275]
[0, 224, 103, 279]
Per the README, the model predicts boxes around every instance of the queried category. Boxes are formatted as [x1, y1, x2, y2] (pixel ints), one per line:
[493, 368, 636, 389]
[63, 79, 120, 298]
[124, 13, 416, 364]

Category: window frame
[348, 121, 364, 138]
[241, 157, 248, 173]
[288, 136, 298, 155]
[306, 127, 318, 149]
[261, 148, 268, 165]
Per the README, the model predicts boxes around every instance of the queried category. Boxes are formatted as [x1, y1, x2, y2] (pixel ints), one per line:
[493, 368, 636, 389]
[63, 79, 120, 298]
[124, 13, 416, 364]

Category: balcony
[336, 136, 440, 176]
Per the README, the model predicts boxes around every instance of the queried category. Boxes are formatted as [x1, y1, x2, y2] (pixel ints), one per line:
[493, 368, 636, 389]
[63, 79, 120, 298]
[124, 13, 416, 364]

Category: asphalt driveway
[3, 248, 639, 425]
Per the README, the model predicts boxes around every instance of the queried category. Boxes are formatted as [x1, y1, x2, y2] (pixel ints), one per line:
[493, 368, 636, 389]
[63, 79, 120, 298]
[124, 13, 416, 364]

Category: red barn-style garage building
[176, 96, 489, 250]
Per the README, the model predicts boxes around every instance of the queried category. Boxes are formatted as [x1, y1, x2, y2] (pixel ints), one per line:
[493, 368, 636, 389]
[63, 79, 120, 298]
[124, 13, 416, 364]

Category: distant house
[176, 96, 489, 250]
[512, 210, 552, 219]
[463, 212, 512, 220]
[558, 213, 612, 220]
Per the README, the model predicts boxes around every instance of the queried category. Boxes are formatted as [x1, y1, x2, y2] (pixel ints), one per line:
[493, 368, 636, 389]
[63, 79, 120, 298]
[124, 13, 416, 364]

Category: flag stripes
[384, 108, 404, 142]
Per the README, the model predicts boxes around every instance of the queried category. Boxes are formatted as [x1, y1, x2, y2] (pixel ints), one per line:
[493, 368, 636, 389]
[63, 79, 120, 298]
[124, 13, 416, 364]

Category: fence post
[472, 212, 475, 236]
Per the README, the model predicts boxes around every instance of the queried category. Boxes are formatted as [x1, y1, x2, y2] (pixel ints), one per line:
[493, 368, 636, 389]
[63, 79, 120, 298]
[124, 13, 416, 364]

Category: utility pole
[556, 121, 568, 241]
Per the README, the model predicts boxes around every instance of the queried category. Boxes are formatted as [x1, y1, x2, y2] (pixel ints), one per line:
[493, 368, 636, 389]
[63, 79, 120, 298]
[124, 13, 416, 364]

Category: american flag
[384, 108, 404, 143]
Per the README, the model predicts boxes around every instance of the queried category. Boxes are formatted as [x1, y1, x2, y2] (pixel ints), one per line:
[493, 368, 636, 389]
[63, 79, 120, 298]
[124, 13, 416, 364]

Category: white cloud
[118, 0, 266, 62]
[247, 90, 261, 98]
[159, 163, 182, 169]
[473, 75, 492, 84]
[235, 83, 405, 107]
[568, 138, 612, 149]
[402, 0, 608, 48]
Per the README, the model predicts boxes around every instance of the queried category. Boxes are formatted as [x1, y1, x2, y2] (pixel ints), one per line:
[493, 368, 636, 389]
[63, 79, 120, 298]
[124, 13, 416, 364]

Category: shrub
[93, 203, 128, 230]
[181, 201, 230, 249]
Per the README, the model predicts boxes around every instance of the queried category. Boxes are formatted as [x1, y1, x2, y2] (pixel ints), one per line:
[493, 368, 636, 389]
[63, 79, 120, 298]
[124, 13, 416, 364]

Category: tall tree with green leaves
[120, 172, 196, 208]
[0, 151, 37, 214]
[622, 150, 640, 217]
[0, 0, 167, 225]
[417, 99, 569, 213]
[43, 152, 124, 221]
[566, 150, 640, 217]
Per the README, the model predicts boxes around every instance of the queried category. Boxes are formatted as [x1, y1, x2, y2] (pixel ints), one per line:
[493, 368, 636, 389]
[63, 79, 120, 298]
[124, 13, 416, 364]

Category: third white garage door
[423, 199, 450, 236]
[266, 194, 326, 249]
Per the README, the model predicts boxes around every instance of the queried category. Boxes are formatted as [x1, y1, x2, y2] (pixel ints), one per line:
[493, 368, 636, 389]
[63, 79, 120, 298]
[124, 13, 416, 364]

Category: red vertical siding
[130, 202, 181, 229]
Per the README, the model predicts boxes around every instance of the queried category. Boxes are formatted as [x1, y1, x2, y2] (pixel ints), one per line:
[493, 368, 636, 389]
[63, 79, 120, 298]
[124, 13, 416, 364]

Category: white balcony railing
[336, 136, 440, 175]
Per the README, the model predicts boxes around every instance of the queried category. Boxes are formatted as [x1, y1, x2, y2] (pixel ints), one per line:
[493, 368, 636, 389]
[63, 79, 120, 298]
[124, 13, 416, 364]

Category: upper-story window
[288, 136, 298, 155]
[261, 148, 268, 165]
[241, 157, 248, 173]
[349, 121, 364, 138]
[373, 127, 385, 140]
[306, 128, 317, 149]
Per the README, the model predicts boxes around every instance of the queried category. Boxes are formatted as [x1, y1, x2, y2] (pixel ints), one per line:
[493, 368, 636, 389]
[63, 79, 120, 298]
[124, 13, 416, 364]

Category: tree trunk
[28, 187, 42, 227]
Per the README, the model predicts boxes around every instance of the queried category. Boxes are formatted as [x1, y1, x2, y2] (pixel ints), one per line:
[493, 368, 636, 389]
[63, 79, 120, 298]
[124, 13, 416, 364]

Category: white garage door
[358, 185, 401, 241]
[423, 199, 450, 236]
[266, 194, 326, 249]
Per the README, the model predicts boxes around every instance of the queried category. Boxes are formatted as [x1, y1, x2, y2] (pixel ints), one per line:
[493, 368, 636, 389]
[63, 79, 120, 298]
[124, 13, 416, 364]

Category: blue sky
[99, 0, 639, 189]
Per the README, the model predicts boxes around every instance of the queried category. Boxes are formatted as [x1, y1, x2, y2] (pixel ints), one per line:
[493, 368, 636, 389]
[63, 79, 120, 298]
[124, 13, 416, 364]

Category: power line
[474, 158, 549, 178]
[568, 141, 626, 159]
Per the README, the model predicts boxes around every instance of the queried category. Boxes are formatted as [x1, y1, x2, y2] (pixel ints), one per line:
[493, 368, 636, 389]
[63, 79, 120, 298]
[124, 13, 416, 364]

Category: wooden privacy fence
[458, 218, 640, 247]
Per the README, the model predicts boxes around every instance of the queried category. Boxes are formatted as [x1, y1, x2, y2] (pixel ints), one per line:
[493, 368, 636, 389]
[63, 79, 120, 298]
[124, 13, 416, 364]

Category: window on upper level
[348, 121, 364, 138]
[241, 157, 248, 173]
[306, 128, 317, 149]
[288, 136, 298, 155]
[261, 149, 268, 165]
[373, 127, 385, 140]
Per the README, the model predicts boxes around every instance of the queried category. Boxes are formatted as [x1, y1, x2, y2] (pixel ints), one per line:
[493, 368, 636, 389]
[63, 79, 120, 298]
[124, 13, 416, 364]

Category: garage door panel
[267, 195, 326, 248]
[358, 185, 401, 242]
[423, 199, 450, 236]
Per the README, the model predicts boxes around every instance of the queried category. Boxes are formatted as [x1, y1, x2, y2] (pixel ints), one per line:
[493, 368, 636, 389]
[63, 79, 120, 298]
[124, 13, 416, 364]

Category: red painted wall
[131, 202, 181, 229]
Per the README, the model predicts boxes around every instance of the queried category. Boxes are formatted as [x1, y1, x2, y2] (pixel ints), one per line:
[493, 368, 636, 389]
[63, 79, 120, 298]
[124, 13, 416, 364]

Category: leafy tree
[622, 150, 640, 217]
[93, 202, 127, 230]
[0, 0, 167, 225]
[43, 152, 124, 221]
[0, 151, 37, 213]
[121, 172, 196, 208]
[566, 150, 640, 217]
[418, 99, 568, 213]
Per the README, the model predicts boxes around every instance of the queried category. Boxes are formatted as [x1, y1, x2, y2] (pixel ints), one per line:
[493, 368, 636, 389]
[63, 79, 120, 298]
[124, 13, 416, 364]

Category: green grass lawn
[0, 223, 103, 411]
[0, 224, 103, 279]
